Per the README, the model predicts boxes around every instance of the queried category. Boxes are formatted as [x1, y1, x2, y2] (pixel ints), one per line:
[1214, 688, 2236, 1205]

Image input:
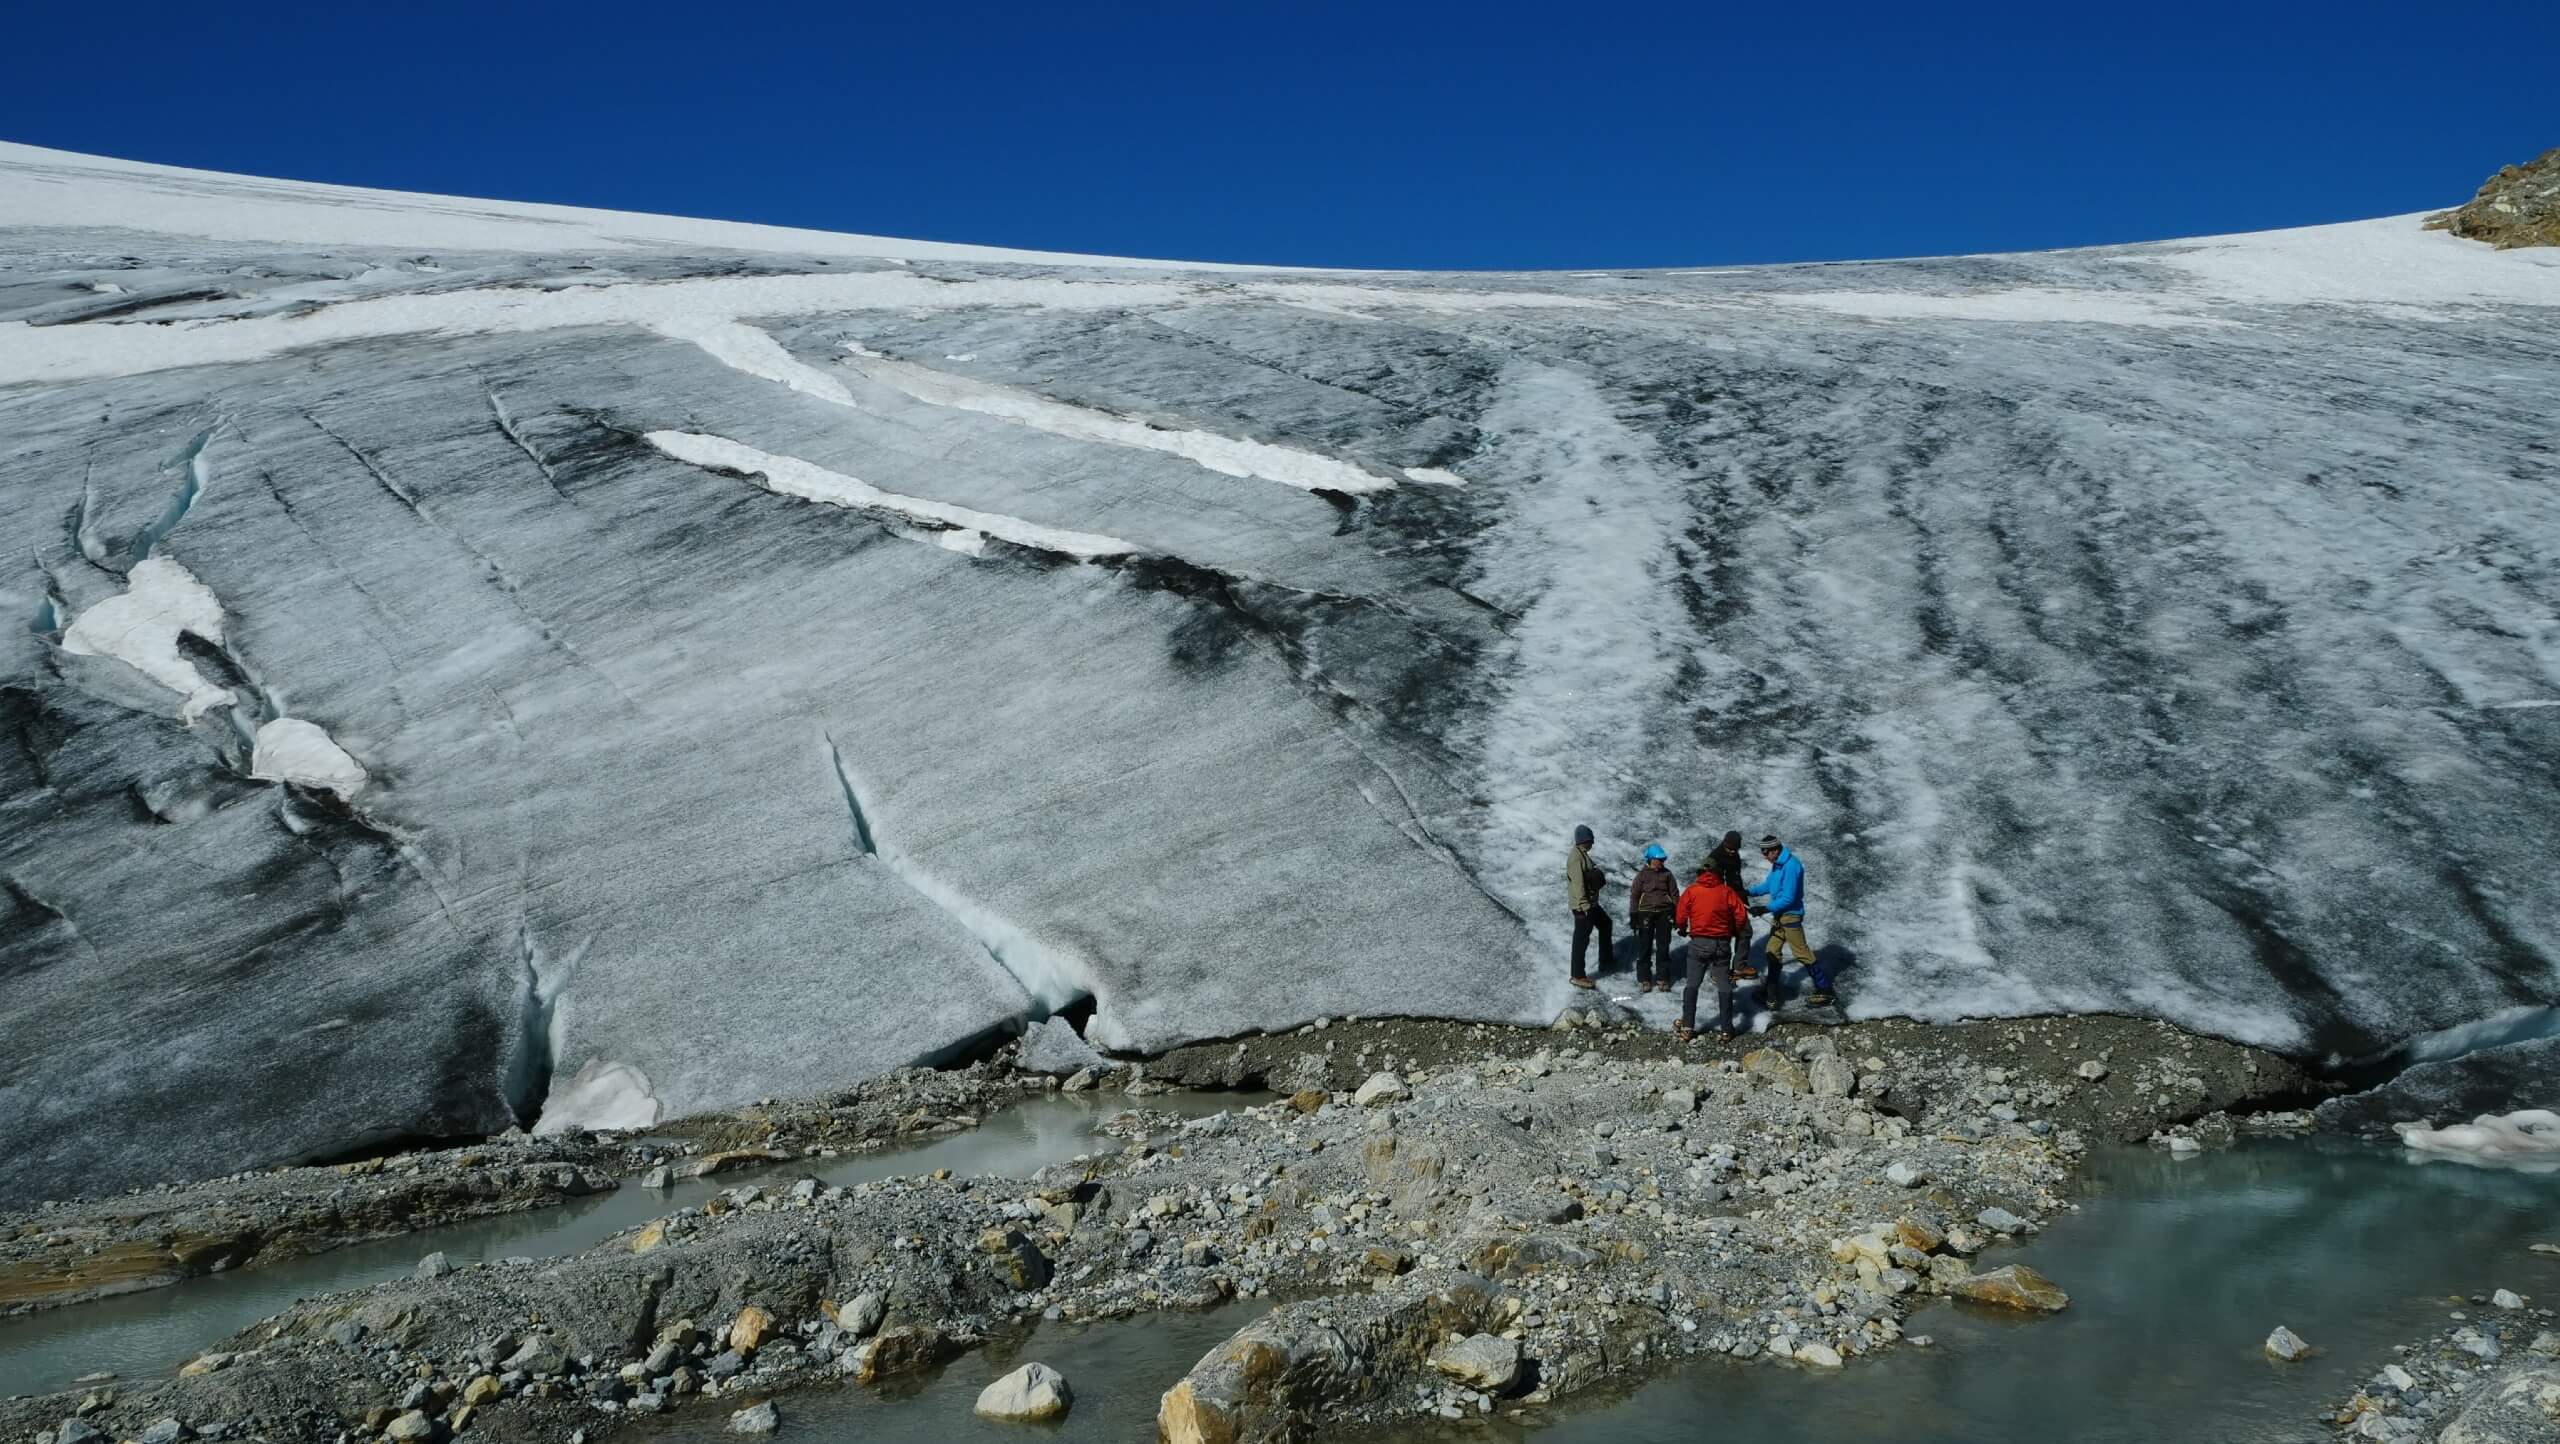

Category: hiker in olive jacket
[1565, 824, 1611, 990]
[1626, 844, 1679, 993]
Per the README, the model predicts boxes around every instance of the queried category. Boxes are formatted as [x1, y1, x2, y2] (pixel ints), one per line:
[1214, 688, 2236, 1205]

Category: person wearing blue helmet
[1626, 843, 1679, 993]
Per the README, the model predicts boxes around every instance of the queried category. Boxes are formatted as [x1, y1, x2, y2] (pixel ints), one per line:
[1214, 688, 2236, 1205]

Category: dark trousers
[1570, 907, 1614, 980]
[1631, 912, 1674, 985]
[1681, 934, 1742, 1032]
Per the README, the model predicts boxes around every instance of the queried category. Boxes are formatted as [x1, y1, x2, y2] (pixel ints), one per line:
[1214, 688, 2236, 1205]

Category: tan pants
[1761, 912, 1832, 995]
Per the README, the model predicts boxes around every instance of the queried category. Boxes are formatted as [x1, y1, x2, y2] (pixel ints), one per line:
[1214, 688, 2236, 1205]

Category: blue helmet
[1643, 843, 1667, 861]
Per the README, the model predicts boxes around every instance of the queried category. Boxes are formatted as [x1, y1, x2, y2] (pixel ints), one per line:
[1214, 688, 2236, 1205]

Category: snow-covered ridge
[0, 140, 1284, 269]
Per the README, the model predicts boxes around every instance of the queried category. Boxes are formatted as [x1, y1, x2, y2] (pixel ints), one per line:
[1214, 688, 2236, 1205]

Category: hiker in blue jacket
[1747, 834, 1834, 1007]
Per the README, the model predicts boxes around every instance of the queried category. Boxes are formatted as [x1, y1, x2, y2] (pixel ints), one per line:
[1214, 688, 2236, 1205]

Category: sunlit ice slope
[3, 140, 2556, 1204]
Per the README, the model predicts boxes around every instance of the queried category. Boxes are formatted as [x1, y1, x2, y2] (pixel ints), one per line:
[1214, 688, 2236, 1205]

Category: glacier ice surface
[3, 139, 2558, 1203]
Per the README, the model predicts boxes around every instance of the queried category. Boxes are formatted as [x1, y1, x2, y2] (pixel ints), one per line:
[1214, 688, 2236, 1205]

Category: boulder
[848, 1325, 955, 1385]
[1954, 1265, 2068, 1312]
[2264, 1326, 2311, 1362]
[1354, 1072, 1408, 1106]
[413, 1252, 454, 1281]
[974, 1362, 1074, 1422]
[1808, 1054, 1855, 1099]
[728, 1304, 776, 1352]
[1158, 1279, 1498, 1442]
[1428, 1334, 1522, 1393]
[835, 1292, 885, 1338]
[726, 1402, 778, 1435]
[1743, 1050, 1809, 1094]
[382, 1413, 434, 1442]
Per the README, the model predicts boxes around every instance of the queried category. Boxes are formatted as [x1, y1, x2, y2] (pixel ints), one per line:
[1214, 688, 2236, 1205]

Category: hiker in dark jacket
[1626, 844, 1679, 993]
[1565, 824, 1611, 991]
[1708, 830, 1752, 978]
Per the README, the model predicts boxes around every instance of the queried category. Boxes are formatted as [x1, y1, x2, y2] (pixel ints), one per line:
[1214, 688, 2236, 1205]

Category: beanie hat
[1574, 824, 1595, 846]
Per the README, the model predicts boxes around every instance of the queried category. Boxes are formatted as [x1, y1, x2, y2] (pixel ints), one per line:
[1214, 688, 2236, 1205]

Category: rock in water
[849, 1326, 954, 1384]
[6, 143, 2560, 1202]
[1954, 1265, 2070, 1313]
[726, 1402, 778, 1435]
[1429, 1334, 1523, 1392]
[2265, 1326, 2312, 1362]
[974, 1362, 1073, 1422]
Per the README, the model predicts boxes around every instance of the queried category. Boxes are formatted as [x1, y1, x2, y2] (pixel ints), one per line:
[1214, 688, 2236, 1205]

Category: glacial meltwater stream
[622, 1138, 2558, 1444]
[0, 1091, 1262, 1400]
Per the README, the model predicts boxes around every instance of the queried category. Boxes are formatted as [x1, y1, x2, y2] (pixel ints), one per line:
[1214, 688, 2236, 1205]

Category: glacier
[2, 141, 2556, 1204]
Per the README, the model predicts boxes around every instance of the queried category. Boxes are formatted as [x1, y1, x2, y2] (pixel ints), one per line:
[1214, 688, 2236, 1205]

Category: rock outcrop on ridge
[2429, 146, 2560, 249]
[2, 142, 2557, 1204]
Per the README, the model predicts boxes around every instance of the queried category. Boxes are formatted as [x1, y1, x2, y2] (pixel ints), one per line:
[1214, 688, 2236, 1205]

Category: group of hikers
[1564, 825, 1834, 1041]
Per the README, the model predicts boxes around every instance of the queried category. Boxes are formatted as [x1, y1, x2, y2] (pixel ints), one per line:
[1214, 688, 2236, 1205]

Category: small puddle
[0, 1090, 1262, 1400]
[636, 1302, 1267, 1444]
[1384, 1137, 2560, 1443]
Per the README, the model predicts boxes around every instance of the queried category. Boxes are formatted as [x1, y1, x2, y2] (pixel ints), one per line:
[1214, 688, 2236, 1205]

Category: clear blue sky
[5, 0, 2552, 269]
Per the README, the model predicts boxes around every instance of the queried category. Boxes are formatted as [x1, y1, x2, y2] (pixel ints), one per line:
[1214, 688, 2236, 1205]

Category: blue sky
[4, 0, 2552, 269]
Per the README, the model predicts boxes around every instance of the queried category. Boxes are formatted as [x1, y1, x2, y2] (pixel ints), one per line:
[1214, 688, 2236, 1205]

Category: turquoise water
[0, 1090, 1259, 1399]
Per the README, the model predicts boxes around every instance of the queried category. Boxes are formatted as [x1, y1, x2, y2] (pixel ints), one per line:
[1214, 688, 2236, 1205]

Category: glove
[1749, 905, 1768, 916]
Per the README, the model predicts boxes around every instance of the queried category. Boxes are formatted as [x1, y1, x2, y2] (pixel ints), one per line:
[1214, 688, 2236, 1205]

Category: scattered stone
[2075, 1060, 2109, 1082]
[1954, 1265, 2069, 1312]
[726, 1402, 778, 1435]
[1808, 1054, 1855, 1099]
[974, 1362, 1074, 1422]
[1884, 1162, 1927, 1189]
[2265, 1326, 2312, 1362]
[382, 1412, 434, 1442]
[1976, 1207, 2028, 1234]
[414, 1251, 454, 1280]
[2493, 1288, 2525, 1309]
[136, 1421, 188, 1444]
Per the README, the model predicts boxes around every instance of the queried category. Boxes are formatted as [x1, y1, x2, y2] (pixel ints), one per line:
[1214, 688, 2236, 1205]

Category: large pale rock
[727, 1304, 776, 1353]
[1954, 1264, 2068, 1312]
[1743, 1050, 1809, 1094]
[2263, 1326, 2311, 1362]
[1808, 1054, 1855, 1099]
[974, 1362, 1073, 1422]
[1354, 1072, 1407, 1106]
[1428, 1334, 1522, 1392]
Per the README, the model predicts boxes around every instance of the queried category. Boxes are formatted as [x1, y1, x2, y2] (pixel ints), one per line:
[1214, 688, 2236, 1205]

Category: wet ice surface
[0, 1092, 1259, 1400]
[5, 141, 2560, 1201]
[1390, 1140, 2560, 1444]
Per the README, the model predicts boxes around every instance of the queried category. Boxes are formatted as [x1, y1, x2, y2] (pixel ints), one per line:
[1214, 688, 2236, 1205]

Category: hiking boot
[1807, 991, 1836, 1007]
[1569, 976, 1596, 991]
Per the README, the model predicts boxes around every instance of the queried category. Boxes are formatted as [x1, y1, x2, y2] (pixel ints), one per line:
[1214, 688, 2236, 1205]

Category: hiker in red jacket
[1673, 862, 1754, 1042]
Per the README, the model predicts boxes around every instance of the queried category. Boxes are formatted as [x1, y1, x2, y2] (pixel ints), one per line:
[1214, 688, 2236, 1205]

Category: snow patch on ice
[1401, 466, 1468, 488]
[536, 1058, 662, 1135]
[249, 717, 368, 800]
[58, 555, 234, 719]
[644, 430, 1136, 559]
[2140, 215, 2560, 315]
[1464, 364, 1698, 947]
[2395, 1109, 2560, 1172]
[840, 348, 1397, 494]
[653, 318, 857, 408]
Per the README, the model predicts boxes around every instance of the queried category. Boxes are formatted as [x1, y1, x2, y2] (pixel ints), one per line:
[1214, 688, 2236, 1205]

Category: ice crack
[823, 731, 1093, 1021]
